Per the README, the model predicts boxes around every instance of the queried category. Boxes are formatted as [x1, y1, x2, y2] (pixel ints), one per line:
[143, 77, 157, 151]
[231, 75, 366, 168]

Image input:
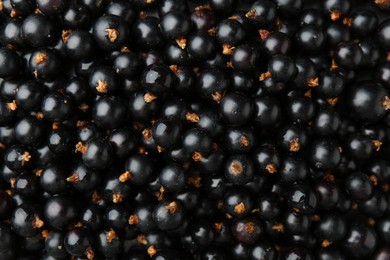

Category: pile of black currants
[1, 0, 390, 259]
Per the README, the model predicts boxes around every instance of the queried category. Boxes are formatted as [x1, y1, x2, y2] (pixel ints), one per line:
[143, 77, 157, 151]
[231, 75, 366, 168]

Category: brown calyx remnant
[34, 52, 48, 64]
[374, 0, 389, 8]
[228, 15, 239, 20]
[147, 245, 157, 257]
[213, 222, 223, 233]
[129, 214, 139, 225]
[92, 191, 102, 204]
[121, 46, 130, 53]
[322, 239, 332, 248]
[192, 151, 203, 162]
[62, 30, 71, 43]
[105, 28, 120, 43]
[369, 175, 378, 186]
[41, 230, 49, 240]
[75, 141, 88, 154]
[145, 0, 154, 4]
[326, 97, 339, 106]
[226, 61, 234, 68]
[96, 80, 108, 93]
[352, 201, 358, 209]
[106, 229, 118, 243]
[245, 222, 256, 234]
[35, 169, 43, 177]
[245, 8, 257, 20]
[36, 112, 44, 119]
[259, 71, 272, 81]
[142, 128, 153, 141]
[169, 64, 179, 74]
[19, 151, 31, 165]
[229, 161, 243, 175]
[193, 67, 200, 76]
[85, 247, 95, 260]
[77, 103, 89, 112]
[164, 201, 178, 214]
[139, 11, 147, 19]
[258, 29, 270, 41]
[265, 163, 277, 174]
[343, 18, 353, 27]
[304, 89, 312, 98]
[0, 143, 5, 150]
[307, 77, 319, 87]
[6, 100, 17, 111]
[112, 192, 123, 203]
[217, 200, 224, 209]
[211, 91, 224, 103]
[144, 92, 158, 103]
[66, 173, 80, 183]
[222, 43, 235, 55]
[52, 122, 60, 130]
[186, 112, 200, 123]
[207, 27, 216, 37]
[234, 202, 246, 214]
[311, 215, 321, 222]
[32, 215, 44, 229]
[240, 135, 250, 148]
[272, 223, 285, 232]
[289, 138, 300, 152]
[330, 59, 338, 71]
[10, 178, 15, 188]
[136, 234, 147, 245]
[154, 186, 166, 201]
[194, 4, 212, 15]
[188, 176, 202, 188]
[387, 52, 390, 61]
[156, 145, 165, 153]
[10, 8, 17, 18]
[292, 207, 300, 213]
[76, 120, 88, 128]
[73, 222, 83, 228]
[0, 1, 3, 11]
[323, 172, 335, 182]
[34, 8, 42, 14]
[368, 218, 376, 226]
[176, 37, 187, 49]
[372, 140, 383, 151]
[119, 171, 133, 183]
[382, 96, 390, 110]
[330, 11, 342, 21]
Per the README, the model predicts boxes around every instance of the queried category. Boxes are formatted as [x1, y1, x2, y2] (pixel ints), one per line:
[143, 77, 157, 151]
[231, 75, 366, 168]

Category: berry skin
[81, 138, 113, 170]
[0, 47, 21, 78]
[308, 138, 341, 171]
[153, 200, 184, 231]
[219, 92, 253, 126]
[346, 81, 390, 124]
[92, 96, 127, 129]
[225, 154, 255, 186]
[92, 15, 129, 51]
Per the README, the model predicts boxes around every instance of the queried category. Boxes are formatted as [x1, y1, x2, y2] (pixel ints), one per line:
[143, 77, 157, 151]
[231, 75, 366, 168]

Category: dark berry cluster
[1, 0, 390, 259]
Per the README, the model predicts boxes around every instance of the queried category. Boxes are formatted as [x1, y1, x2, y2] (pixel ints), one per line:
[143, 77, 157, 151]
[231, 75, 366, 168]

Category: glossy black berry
[346, 81, 389, 124]
[220, 92, 253, 126]
[93, 15, 128, 51]
[80, 138, 113, 170]
[92, 96, 127, 129]
[0, 47, 21, 78]
[21, 14, 58, 47]
[153, 200, 184, 231]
